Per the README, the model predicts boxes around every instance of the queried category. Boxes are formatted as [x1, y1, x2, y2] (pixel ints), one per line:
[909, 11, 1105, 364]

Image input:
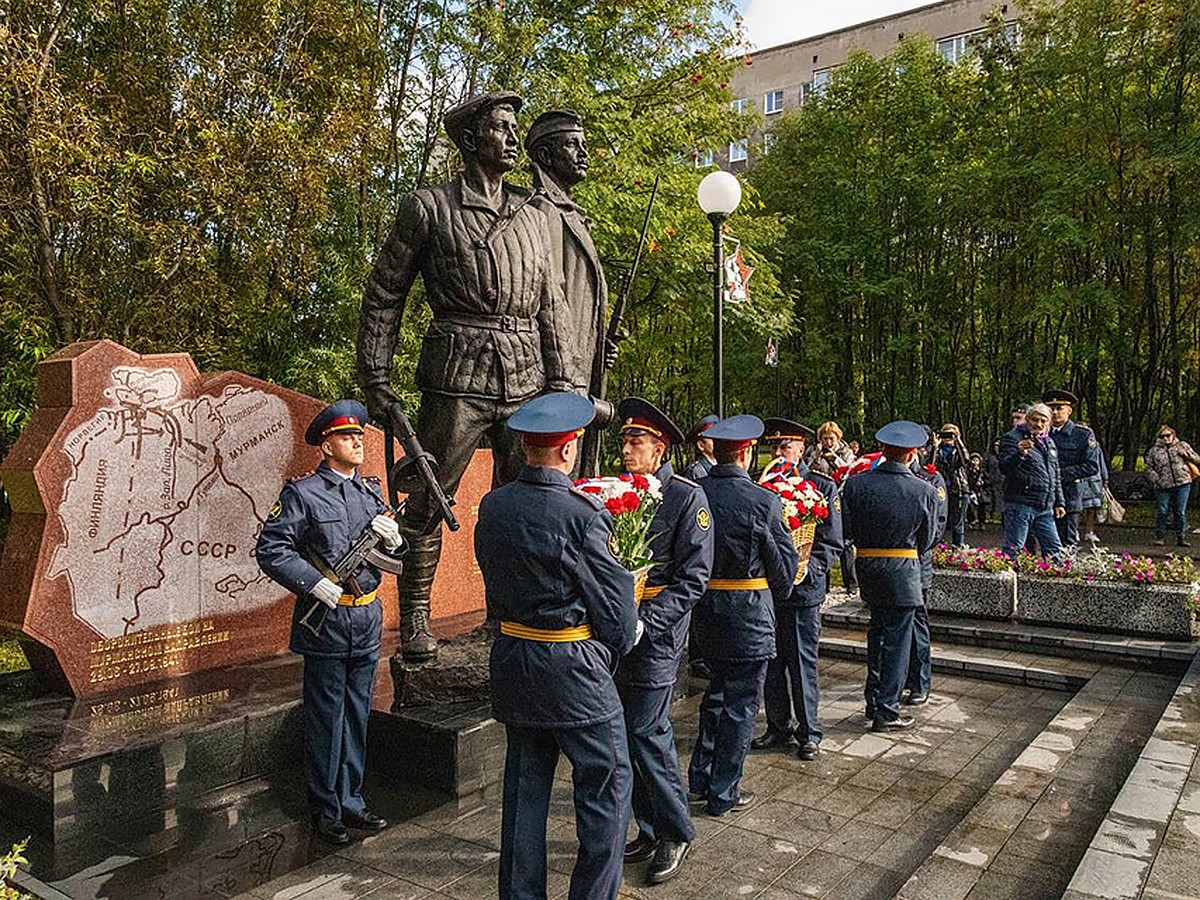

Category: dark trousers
[618, 682, 695, 844]
[906, 600, 931, 697]
[302, 652, 379, 826]
[500, 716, 631, 900]
[1056, 509, 1080, 548]
[1156, 484, 1192, 539]
[687, 659, 767, 815]
[763, 605, 823, 744]
[946, 493, 968, 546]
[840, 545, 858, 591]
[398, 394, 526, 622]
[863, 605, 915, 722]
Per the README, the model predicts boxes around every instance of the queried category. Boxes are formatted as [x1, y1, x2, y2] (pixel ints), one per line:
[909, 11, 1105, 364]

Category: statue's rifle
[382, 400, 459, 534]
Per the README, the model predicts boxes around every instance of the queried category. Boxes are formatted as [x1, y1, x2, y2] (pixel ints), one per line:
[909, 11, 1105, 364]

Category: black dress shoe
[864, 706, 877, 721]
[798, 740, 820, 761]
[705, 789, 756, 818]
[624, 833, 658, 863]
[871, 714, 915, 733]
[344, 810, 387, 832]
[647, 840, 691, 884]
[750, 729, 794, 750]
[313, 819, 350, 845]
[687, 790, 707, 805]
[904, 692, 929, 706]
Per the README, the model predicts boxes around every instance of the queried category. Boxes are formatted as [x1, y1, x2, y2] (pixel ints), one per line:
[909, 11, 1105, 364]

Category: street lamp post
[697, 171, 742, 418]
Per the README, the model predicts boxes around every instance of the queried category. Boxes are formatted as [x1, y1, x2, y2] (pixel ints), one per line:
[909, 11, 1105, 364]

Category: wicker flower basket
[792, 522, 817, 584]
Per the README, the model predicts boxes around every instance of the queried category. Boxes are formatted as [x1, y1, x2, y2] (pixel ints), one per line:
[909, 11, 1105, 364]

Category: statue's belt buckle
[500, 315, 519, 332]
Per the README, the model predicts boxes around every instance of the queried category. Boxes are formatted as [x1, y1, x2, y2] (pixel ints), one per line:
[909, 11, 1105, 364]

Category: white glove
[370, 514, 402, 550]
[634, 619, 646, 646]
[310, 577, 342, 609]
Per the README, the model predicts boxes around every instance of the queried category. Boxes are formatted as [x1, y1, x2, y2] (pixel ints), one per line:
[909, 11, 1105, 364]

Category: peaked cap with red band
[305, 399, 369, 446]
[507, 391, 594, 447]
[706, 414, 765, 453]
[617, 396, 685, 447]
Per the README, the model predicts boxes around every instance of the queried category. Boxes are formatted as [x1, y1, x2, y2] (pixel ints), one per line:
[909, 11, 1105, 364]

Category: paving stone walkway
[232, 655, 1151, 900]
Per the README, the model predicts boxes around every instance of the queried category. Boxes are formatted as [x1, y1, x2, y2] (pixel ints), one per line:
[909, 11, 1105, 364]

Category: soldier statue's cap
[507, 391, 594, 446]
[706, 414, 765, 450]
[762, 418, 814, 442]
[523, 110, 584, 151]
[686, 414, 720, 443]
[874, 420, 928, 450]
[617, 397, 684, 447]
[443, 91, 524, 144]
[1041, 388, 1079, 407]
[306, 399, 369, 446]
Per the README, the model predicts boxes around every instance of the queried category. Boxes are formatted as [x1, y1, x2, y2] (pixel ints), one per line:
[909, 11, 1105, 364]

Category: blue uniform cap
[874, 420, 928, 450]
[617, 397, 684, 446]
[763, 417, 814, 442]
[686, 414, 720, 443]
[507, 391, 595, 440]
[1041, 388, 1079, 407]
[706, 414, 765, 444]
[305, 399, 369, 446]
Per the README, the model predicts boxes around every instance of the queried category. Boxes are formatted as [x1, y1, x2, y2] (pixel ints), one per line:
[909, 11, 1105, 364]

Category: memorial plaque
[0, 340, 488, 697]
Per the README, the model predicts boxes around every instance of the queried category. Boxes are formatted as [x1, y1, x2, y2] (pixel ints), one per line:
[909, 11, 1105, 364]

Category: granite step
[823, 599, 1197, 665]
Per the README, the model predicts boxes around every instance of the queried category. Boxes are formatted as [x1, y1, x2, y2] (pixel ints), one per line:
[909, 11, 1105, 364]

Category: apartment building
[707, 0, 1017, 168]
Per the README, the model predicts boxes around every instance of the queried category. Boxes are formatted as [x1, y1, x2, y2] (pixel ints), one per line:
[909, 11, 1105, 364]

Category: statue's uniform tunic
[905, 463, 948, 699]
[762, 463, 843, 747]
[475, 465, 636, 900]
[616, 462, 713, 845]
[688, 465, 798, 815]
[840, 461, 940, 723]
[1048, 419, 1102, 547]
[256, 462, 387, 828]
[359, 175, 568, 627]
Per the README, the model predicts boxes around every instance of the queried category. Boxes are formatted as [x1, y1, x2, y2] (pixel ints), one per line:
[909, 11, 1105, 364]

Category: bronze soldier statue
[358, 91, 568, 663]
[525, 111, 615, 475]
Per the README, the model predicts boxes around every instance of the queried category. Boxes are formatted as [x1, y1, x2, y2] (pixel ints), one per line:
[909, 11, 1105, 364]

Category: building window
[765, 89, 784, 114]
[937, 32, 974, 63]
[729, 139, 748, 163]
[812, 69, 832, 93]
[695, 149, 714, 168]
[731, 97, 749, 115]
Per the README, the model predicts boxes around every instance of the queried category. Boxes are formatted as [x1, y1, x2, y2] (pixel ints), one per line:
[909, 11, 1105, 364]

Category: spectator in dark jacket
[933, 423, 971, 546]
[984, 441, 1004, 523]
[966, 453, 988, 528]
[1145, 426, 1200, 547]
[999, 403, 1065, 561]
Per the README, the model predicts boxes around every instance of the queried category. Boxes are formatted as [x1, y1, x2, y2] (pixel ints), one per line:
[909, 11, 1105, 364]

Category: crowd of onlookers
[786, 390, 1200, 567]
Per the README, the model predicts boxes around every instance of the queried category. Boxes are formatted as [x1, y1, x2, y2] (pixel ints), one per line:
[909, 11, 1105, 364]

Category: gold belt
[337, 590, 378, 607]
[707, 577, 770, 591]
[642, 585, 667, 600]
[856, 549, 918, 559]
[499, 621, 594, 642]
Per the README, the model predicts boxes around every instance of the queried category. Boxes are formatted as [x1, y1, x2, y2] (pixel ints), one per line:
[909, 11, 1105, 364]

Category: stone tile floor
[234, 659, 1093, 900]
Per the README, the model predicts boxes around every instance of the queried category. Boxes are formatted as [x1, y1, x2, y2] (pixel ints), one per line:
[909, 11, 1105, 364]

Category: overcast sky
[735, 0, 937, 49]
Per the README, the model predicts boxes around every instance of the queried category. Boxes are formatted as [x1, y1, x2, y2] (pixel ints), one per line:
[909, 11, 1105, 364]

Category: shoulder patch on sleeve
[696, 507, 711, 531]
[287, 468, 318, 483]
[266, 501, 283, 521]
[937, 487, 947, 501]
[608, 532, 621, 558]
[834, 496, 841, 512]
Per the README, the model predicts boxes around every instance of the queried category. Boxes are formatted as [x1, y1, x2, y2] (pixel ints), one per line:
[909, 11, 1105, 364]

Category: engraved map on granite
[47, 367, 293, 638]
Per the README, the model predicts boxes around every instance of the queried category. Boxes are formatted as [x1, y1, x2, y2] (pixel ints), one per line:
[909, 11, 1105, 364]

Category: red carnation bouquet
[573, 473, 663, 573]
[760, 467, 829, 583]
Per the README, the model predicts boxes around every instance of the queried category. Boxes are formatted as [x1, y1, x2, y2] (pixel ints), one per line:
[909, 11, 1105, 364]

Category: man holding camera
[256, 401, 402, 844]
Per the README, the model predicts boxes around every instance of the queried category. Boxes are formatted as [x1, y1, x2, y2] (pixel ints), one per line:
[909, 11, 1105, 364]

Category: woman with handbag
[1144, 426, 1200, 547]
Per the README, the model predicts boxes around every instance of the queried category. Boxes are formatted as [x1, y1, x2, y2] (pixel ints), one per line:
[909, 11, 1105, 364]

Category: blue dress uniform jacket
[618, 463, 714, 688]
[476, 465, 637, 728]
[999, 427, 1065, 510]
[907, 463, 948, 698]
[786, 464, 844, 608]
[840, 461, 940, 609]
[256, 463, 387, 658]
[1049, 420, 1102, 513]
[912, 464, 949, 591]
[692, 465, 799, 661]
[684, 456, 714, 480]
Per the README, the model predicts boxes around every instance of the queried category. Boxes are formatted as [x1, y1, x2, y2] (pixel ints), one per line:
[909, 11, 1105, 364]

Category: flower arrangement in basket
[574, 473, 663, 602]
[759, 463, 830, 584]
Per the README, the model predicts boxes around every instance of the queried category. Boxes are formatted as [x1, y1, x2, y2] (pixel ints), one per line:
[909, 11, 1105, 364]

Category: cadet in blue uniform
[752, 419, 843, 761]
[256, 400, 401, 844]
[840, 421, 940, 732]
[614, 399, 713, 884]
[688, 415, 798, 816]
[906, 453, 948, 704]
[1042, 389, 1102, 548]
[683, 414, 719, 481]
[475, 392, 638, 900]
